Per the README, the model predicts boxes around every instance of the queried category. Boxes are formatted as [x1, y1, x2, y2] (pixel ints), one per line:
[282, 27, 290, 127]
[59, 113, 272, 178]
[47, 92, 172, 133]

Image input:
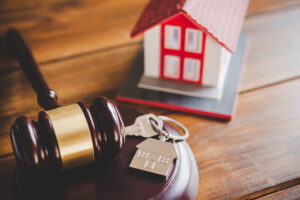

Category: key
[125, 114, 163, 138]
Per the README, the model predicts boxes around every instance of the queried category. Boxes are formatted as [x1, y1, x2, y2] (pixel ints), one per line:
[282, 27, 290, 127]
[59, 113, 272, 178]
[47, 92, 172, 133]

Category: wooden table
[1, 0, 300, 199]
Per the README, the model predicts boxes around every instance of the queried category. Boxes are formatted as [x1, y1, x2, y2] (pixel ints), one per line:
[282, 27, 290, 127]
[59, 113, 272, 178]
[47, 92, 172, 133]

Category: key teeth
[127, 132, 141, 137]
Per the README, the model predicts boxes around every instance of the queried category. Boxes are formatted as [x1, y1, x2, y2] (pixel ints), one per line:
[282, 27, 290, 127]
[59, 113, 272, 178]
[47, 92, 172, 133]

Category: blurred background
[1, 0, 300, 199]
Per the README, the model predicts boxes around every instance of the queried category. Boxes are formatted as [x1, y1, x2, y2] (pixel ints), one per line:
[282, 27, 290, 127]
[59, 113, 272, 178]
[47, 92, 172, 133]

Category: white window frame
[185, 28, 202, 53]
[164, 25, 181, 50]
[183, 58, 201, 81]
[164, 55, 180, 79]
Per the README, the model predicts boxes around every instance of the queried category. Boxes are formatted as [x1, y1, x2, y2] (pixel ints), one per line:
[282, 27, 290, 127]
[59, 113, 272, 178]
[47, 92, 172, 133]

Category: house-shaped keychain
[130, 138, 178, 177]
[117, 0, 249, 120]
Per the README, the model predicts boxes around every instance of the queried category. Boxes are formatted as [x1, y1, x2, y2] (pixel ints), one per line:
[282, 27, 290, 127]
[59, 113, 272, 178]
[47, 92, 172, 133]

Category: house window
[183, 58, 200, 81]
[185, 28, 202, 53]
[164, 55, 180, 79]
[158, 155, 170, 164]
[137, 150, 149, 159]
[164, 25, 181, 50]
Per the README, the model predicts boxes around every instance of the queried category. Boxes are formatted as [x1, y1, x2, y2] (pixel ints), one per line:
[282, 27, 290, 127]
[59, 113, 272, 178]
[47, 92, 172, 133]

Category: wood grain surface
[259, 184, 300, 200]
[171, 78, 300, 199]
[1, 0, 300, 199]
[0, 0, 144, 69]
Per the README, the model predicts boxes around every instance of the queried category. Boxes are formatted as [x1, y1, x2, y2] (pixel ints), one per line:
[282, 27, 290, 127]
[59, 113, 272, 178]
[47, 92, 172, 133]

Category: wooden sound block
[14, 107, 199, 200]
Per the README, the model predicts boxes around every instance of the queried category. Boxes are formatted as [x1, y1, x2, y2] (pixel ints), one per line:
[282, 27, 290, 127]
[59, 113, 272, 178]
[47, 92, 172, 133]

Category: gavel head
[10, 97, 125, 172]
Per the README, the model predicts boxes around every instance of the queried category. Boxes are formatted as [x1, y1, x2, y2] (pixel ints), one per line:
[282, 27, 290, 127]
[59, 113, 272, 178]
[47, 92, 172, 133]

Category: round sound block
[14, 107, 199, 200]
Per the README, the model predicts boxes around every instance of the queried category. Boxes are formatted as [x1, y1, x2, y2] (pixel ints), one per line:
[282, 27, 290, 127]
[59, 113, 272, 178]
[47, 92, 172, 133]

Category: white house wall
[144, 25, 161, 78]
[202, 36, 224, 86]
[217, 48, 232, 88]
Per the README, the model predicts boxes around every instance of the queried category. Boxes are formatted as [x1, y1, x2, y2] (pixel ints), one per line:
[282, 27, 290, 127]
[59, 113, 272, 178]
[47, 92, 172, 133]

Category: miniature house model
[131, 0, 249, 99]
[117, 0, 249, 120]
[130, 138, 177, 177]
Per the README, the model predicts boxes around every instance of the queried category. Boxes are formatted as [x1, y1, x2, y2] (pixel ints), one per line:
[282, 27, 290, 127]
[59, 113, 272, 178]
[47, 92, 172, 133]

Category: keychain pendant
[129, 138, 178, 177]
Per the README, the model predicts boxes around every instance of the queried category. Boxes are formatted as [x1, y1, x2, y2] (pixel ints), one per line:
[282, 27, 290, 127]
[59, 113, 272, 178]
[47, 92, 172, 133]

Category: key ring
[150, 116, 189, 141]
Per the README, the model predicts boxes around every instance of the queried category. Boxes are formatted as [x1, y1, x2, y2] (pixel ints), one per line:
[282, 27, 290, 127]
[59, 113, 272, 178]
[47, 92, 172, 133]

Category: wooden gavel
[7, 29, 125, 172]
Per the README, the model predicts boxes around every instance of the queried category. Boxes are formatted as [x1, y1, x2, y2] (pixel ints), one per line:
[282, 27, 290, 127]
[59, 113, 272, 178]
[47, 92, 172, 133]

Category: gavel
[7, 29, 125, 172]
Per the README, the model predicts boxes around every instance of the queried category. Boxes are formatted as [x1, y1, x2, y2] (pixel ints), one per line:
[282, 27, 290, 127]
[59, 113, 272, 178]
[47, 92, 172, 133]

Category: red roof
[131, 0, 249, 53]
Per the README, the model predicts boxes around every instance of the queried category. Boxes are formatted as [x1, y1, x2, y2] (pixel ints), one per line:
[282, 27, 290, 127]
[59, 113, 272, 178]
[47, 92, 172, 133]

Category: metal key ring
[150, 116, 189, 141]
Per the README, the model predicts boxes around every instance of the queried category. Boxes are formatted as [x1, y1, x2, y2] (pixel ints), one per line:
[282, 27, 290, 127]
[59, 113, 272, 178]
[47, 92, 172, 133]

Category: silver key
[125, 114, 163, 138]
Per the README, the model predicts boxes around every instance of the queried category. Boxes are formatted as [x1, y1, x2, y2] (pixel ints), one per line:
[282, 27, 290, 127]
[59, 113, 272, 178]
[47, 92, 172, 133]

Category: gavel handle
[6, 28, 60, 110]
